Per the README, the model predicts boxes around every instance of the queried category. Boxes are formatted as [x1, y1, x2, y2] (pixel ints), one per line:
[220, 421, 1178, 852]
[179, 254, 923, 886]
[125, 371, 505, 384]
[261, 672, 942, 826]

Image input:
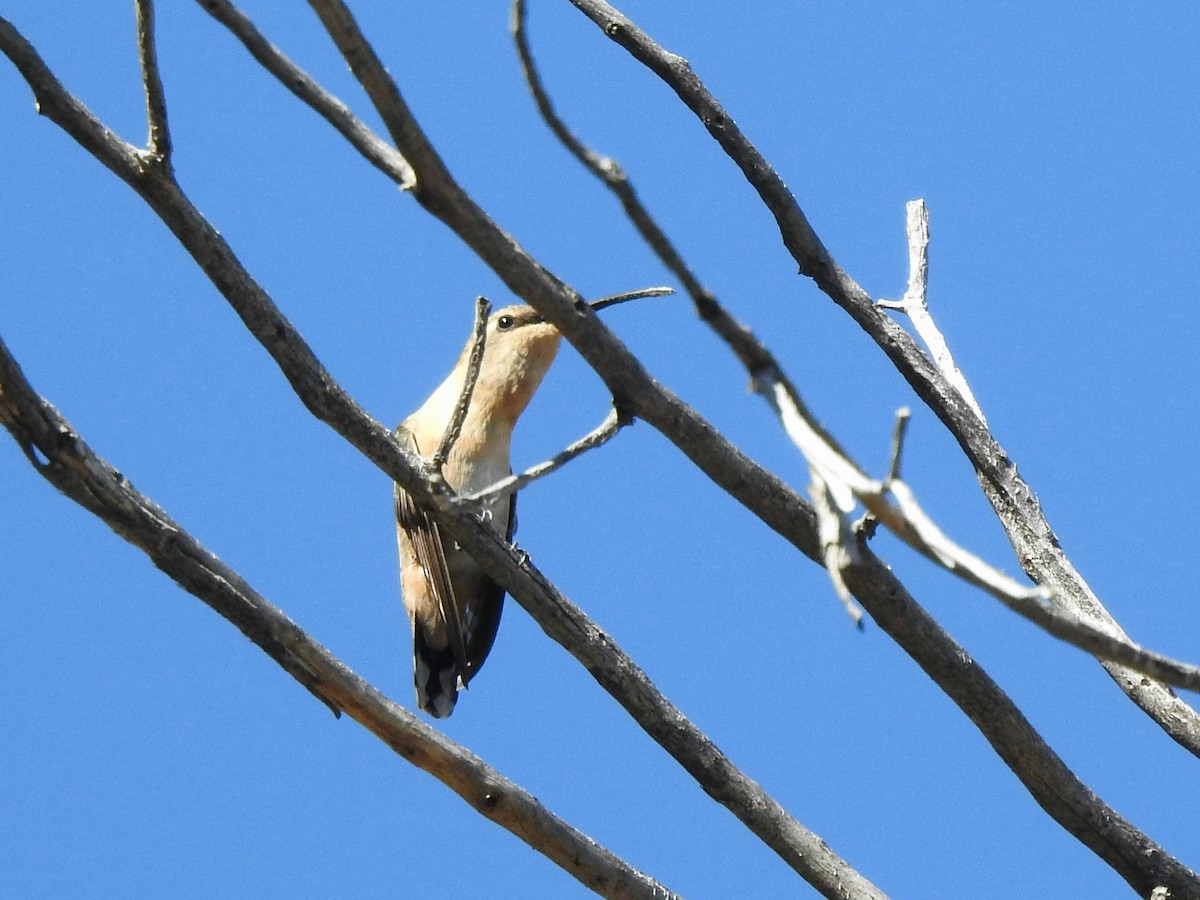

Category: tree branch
[876, 201, 983, 422]
[838, 548, 1196, 899]
[0, 333, 678, 900]
[430, 295, 490, 477]
[563, 0, 1200, 759]
[2, 15, 883, 897]
[512, 0, 785, 388]
[509, 6, 1200, 894]
[195, 0, 415, 187]
[135, 0, 171, 162]
[459, 406, 625, 508]
[7, 6, 1197, 897]
[753, 363, 1200, 696]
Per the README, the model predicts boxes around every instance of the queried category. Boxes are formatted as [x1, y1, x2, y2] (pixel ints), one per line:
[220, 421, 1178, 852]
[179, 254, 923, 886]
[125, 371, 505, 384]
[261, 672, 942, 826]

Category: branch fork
[876, 199, 985, 423]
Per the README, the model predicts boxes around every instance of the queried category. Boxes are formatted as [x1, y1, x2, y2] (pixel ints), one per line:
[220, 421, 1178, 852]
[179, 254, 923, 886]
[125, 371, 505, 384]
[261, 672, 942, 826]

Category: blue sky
[2, 2, 1198, 897]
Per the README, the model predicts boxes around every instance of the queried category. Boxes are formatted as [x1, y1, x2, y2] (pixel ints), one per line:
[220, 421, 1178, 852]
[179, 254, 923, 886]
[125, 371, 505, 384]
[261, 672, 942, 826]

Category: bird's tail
[413, 624, 459, 718]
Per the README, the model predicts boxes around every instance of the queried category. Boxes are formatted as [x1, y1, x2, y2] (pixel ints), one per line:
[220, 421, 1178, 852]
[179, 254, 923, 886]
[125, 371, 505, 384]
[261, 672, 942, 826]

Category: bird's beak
[587, 286, 674, 312]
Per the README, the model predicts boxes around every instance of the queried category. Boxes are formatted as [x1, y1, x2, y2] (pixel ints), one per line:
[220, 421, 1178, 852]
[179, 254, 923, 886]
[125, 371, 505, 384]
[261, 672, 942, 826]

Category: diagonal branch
[508, 6, 1200, 894]
[512, 0, 785, 389]
[0, 334, 677, 900]
[7, 7, 1198, 897]
[221, 3, 1196, 894]
[195, 0, 415, 187]
[563, 0, 1200, 759]
[459, 406, 625, 508]
[2, 15, 882, 898]
[759, 369, 1200, 693]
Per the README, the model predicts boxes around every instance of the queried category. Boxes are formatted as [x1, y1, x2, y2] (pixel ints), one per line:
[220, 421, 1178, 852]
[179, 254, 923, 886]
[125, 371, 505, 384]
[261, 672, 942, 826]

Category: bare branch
[512, 0, 783, 386]
[459, 406, 625, 509]
[8, 8, 1198, 896]
[195, 0, 415, 188]
[512, 0, 613, 180]
[0, 16, 146, 180]
[588, 285, 674, 310]
[837, 548, 1200, 898]
[292, 6, 889, 893]
[135, 0, 171, 162]
[877, 201, 984, 422]
[810, 469, 864, 626]
[430, 295, 491, 476]
[564, 0, 1200, 757]
[761, 367, 1036, 613]
[884, 407, 911, 486]
[0, 333, 679, 900]
[1, 17, 883, 897]
[758, 367, 1200, 695]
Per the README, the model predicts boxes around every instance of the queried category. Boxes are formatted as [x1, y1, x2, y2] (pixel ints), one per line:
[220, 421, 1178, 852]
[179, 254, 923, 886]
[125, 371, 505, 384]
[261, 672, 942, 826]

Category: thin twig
[459, 407, 625, 508]
[135, 0, 171, 162]
[810, 470, 864, 626]
[430, 295, 490, 476]
[512, 0, 783, 383]
[0, 333, 678, 900]
[588, 286, 673, 311]
[877, 201, 984, 422]
[857, 407, 911, 540]
[512, 0, 623, 184]
[884, 407, 911, 486]
[195, 0, 415, 188]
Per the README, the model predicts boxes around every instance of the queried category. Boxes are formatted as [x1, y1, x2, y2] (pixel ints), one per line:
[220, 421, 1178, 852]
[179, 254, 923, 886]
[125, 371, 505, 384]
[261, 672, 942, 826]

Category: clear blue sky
[3, 2, 1199, 897]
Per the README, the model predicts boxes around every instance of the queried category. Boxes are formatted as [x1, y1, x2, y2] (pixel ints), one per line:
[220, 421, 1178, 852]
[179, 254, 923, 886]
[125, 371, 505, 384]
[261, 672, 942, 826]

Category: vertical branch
[135, 0, 171, 162]
[878, 201, 983, 422]
[884, 407, 911, 486]
[430, 296, 491, 477]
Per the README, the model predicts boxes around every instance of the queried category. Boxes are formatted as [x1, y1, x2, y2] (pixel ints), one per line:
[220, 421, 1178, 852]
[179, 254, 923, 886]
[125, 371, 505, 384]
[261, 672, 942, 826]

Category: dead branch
[5, 5, 1199, 897]
[510, 5, 1200, 894]
[430, 296, 491, 477]
[876, 200, 984, 422]
[2, 13, 884, 897]
[0, 332, 677, 900]
[195, 0, 415, 187]
[563, 0, 1200, 760]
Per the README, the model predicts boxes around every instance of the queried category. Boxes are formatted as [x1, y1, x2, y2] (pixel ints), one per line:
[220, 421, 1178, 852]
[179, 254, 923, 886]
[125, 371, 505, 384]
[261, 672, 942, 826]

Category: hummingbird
[395, 290, 664, 717]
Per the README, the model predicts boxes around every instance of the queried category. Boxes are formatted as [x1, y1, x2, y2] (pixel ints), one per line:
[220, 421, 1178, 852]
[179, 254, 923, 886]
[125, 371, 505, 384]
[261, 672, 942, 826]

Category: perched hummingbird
[395, 291, 660, 717]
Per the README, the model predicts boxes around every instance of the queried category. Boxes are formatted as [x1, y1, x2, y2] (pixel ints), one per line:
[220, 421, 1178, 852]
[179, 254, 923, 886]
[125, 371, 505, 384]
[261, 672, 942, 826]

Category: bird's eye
[496, 314, 516, 331]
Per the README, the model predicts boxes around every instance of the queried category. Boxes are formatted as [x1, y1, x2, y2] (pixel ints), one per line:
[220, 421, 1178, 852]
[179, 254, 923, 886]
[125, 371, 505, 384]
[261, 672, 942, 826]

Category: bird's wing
[459, 484, 514, 675]
[394, 427, 472, 688]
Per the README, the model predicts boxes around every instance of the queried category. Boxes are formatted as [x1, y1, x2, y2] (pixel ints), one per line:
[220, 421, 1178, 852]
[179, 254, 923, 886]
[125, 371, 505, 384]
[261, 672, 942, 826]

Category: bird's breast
[444, 433, 512, 534]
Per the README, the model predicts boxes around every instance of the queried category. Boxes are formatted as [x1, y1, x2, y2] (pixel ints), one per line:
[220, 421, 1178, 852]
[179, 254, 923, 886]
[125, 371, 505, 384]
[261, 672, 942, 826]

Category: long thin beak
[587, 286, 674, 312]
